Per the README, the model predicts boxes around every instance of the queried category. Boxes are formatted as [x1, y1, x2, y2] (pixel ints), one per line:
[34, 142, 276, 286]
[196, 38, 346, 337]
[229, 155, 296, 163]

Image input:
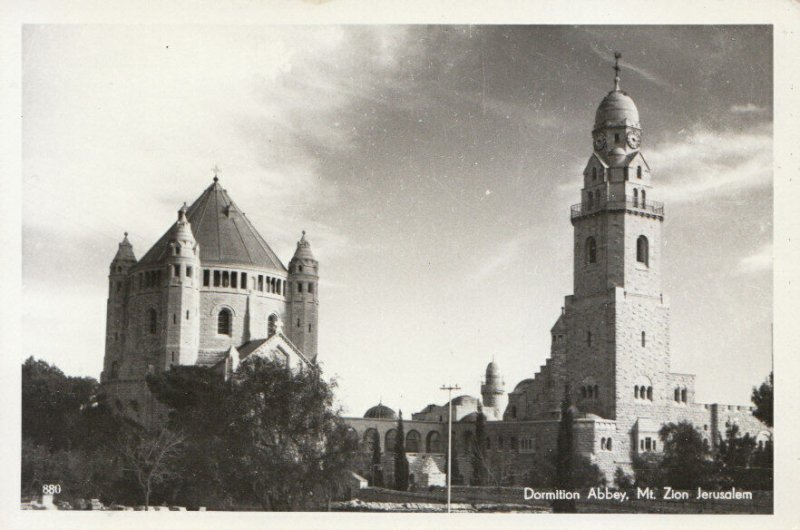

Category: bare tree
[118, 427, 184, 510]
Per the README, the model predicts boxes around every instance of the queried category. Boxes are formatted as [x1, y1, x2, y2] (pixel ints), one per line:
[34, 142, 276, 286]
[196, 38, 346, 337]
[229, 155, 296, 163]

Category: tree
[751, 372, 773, 428]
[614, 467, 634, 491]
[222, 356, 357, 510]
[117, 425, 185, 510]
[22, 356, 98, 450]
[393, 410, 409, 491]
[553, 387, 576, 513]
[369, 429, 383, 487]
[470, 404, 488, 486]
[658, 421, 711, 489]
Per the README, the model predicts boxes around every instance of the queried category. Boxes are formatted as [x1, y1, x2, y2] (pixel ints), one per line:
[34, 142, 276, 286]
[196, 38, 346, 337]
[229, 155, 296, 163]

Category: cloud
[471, 233, 528, 281]
[647, 122, 772, 203]
[730, 103, 768, 114]
[587, 40, 671, 90]
[737, 243, 772, 274]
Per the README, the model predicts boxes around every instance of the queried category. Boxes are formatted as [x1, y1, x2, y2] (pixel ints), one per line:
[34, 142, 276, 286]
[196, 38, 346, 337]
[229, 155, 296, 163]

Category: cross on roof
[212, 164, 221, 182]
[613, 52, 622, 90]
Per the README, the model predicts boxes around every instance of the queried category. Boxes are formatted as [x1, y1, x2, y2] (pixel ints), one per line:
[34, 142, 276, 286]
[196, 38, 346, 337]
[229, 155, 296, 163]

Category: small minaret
[288, 231, 319, 362]
[480, 360, 505, 420]
[103, 233, 137, 382]
[164, 203, 201, 368]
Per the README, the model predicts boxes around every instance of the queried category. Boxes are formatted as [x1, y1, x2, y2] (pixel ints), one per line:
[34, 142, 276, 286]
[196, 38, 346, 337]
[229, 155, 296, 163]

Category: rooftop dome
[486, 361, 500, 377]
[450, 395, 479, 406]
[364, 404, 397, 420]
[594, 90, 640, 130]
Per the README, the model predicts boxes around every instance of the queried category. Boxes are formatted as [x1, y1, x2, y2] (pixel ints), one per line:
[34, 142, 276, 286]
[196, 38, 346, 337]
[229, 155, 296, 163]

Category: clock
[593, 134, 607, 151]
[626, 131, 641, 149]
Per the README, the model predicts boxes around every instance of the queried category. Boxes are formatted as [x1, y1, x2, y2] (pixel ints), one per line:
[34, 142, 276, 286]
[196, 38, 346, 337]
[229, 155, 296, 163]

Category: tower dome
[486, 361, 500, 378]
[594, 90, 640, 130]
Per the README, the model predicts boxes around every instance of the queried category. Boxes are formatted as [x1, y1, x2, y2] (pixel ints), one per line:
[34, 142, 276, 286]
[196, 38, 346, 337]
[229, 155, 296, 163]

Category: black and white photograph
[3, 3, 798, 529]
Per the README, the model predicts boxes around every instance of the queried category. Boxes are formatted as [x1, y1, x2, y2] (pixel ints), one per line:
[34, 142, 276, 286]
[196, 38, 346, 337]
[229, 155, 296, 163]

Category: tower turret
[103, 233, 137, 382]
[481, 360, 505, 419]
[288, 231, 319, 361]
[164, 203, 201, 368]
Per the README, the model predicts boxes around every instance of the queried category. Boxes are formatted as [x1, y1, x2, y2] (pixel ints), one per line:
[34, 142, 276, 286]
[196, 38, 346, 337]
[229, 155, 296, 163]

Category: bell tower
[288, 231, 319, 362]
[564, 53, 669, 429]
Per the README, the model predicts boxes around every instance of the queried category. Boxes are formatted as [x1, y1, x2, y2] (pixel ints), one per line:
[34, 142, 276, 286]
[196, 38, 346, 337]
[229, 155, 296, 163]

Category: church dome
[364, 404, 397, 420]
[594, 90, 640, 130]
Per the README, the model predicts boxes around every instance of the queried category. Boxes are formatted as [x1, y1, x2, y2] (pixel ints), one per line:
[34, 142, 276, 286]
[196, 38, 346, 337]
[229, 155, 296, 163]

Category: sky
[21, 25, 773, 418]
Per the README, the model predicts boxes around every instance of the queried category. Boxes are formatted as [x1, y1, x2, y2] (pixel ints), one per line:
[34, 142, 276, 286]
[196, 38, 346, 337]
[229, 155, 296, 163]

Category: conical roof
[290, 231, 316, 262]
[112, 233, 137, 264]
[137, 178, 286, 272]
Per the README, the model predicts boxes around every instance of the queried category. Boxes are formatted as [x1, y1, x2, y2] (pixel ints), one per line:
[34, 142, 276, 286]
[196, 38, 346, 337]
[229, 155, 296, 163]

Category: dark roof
[364, 404, 397, 420]
[137, 179, 286, 272]
[237, 339, 269, 359]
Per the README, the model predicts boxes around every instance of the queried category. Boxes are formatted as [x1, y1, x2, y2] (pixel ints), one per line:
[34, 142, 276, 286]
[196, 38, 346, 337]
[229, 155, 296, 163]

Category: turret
[164, 203, 201, 368]
[103, 233, 137, 382]
[480, 360, 505, 419]
[288, 231, 319, 361]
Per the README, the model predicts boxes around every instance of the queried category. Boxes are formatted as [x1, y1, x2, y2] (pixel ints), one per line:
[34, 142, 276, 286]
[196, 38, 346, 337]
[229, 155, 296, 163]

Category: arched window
[148, 308, 157, 334]
[592, 167, 597, 180]
[581, 386, 587, 398]
[110, 361, 119, 379]
[633, 188, 639, 206]
[637, 165, 642, 178]
[587, 331, 592, 347]
[586, 237, 597, 264]
[426, 431, 442, 453]
[681, 388, 687, 403]
[636, 235, 649, 266]
[600, 437, 606, 450]
[642, 331, 646, 347]
[406, 430, 421, 453]
[217, 308, 232, 336]
[268, 314, 278, 338]
[594, 384, 599, 398]
[641, 189, 646, 207]
[385, 429, 397, 453]
[646, 386, 653, 400]
[607, 438, 612, 450]
[674, 388, 680, 402]
[588, 191, 594, 209]
[634, 385, 639, 399]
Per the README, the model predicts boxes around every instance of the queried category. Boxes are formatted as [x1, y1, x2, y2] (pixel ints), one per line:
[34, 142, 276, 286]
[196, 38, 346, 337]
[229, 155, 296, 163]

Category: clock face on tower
[593, 133, 607, 151]
[626, 131, 641, 149]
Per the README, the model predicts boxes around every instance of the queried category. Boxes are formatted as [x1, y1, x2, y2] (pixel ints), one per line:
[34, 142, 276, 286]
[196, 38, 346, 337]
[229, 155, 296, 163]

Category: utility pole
[440, 384, 461, 513]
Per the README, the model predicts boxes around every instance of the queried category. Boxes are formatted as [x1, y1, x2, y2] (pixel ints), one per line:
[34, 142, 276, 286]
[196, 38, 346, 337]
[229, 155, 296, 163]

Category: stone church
[343, 61, 771, 486]
[101, 58, 770, 485]
[101, 177, 318, 426]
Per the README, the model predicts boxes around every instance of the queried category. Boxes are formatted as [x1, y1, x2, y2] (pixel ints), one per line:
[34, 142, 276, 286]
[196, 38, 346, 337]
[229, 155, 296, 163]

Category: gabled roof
[137, 179, 286, 272]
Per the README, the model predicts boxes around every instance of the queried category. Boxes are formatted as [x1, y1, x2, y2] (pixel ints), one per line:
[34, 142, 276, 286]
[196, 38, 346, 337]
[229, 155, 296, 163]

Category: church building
[101, 177, 319, 427]
[344, 58, 770, 486]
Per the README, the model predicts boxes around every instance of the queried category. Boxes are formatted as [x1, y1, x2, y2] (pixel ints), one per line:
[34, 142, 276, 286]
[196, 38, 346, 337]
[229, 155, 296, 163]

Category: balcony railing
[570, 195, 664, 219]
